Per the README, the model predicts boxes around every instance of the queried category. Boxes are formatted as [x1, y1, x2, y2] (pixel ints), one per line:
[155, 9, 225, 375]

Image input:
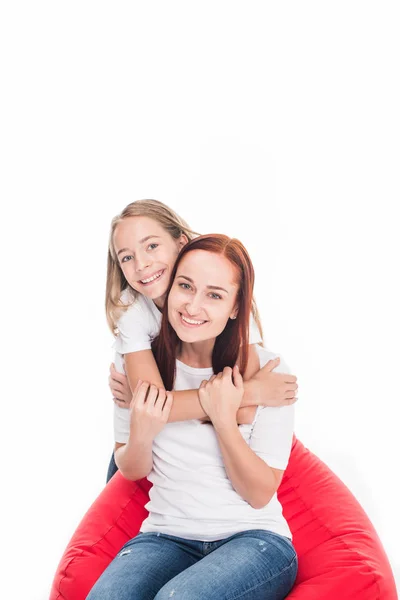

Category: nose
[135, 250, 151, 272]
[185, 294, 203, 317]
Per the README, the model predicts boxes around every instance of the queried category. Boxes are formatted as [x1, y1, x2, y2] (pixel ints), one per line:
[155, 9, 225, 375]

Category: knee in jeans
[155, 586, 179, 599]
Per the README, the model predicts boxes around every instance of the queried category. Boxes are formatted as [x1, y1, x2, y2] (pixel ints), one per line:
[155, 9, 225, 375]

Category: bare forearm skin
[169, 381, 258, 422]
[114, 437, 153, 481]
[214, 421, 277, 509]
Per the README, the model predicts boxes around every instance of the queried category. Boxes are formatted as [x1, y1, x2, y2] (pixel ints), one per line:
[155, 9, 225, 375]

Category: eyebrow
[117, 236, 161, 257]
[176, 275, 229, 294]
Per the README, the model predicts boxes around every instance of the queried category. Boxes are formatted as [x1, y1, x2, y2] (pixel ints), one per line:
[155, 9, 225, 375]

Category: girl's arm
[112, 345, 296, 423]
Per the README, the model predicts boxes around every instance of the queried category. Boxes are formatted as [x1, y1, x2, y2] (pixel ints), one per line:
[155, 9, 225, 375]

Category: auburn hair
[151, 234, 263, 390]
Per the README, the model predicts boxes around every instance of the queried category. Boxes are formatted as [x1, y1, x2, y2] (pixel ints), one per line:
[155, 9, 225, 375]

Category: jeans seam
[228, 554, 298, 600]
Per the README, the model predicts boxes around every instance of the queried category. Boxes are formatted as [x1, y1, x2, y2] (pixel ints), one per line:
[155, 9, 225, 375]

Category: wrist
[242, 380, 259, 407]
[127, 432, 154, 450]
[212, 417, 238, 435]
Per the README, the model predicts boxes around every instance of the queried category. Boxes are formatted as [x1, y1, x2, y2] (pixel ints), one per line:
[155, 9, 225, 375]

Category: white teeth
[141, 271, 163, 284]
[181, 315, 206, 325]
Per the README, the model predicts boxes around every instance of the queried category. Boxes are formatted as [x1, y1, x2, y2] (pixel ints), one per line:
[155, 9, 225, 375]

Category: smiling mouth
[139, 269, 166, 285]
[179, 312, 208, 328]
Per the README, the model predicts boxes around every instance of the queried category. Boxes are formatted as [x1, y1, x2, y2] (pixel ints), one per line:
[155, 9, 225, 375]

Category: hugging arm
[110, 346, 298, 422]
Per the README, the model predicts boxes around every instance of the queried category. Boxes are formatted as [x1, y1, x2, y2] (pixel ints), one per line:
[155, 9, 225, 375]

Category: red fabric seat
[50, 437, 397, 599]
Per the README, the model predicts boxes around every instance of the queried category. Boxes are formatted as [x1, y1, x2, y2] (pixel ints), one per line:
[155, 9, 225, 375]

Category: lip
[178, 312, 208, 328]
[138, 269, 166, 286]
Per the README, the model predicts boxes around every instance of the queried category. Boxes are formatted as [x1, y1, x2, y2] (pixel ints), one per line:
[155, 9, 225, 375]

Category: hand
[109, 363, 132, 408]
[129, 380, 173, 442]
[251, 358, 298, 406]
[198, 366, 244, 430]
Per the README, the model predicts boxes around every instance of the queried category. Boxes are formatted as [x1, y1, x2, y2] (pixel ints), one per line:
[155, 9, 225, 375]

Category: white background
[1, 2, 399, 599]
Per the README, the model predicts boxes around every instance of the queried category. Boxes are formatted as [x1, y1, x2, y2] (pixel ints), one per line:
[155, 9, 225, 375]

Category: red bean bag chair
[50, 437, 398, 600]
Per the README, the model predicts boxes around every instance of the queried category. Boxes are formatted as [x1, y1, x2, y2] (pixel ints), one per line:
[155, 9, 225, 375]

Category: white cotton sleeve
[248, 348, 295, 470]
[114, 404, 130, 444]
[249, 312, 262, 344]
[113, 298, 153, 354]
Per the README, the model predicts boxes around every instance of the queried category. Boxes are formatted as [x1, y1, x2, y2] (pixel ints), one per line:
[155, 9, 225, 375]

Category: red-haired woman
[87, 235, 298, 600]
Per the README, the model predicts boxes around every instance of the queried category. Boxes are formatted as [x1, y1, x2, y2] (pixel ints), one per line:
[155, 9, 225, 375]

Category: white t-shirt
[114, 345, 294, 542]
[112, 289, 262, 375]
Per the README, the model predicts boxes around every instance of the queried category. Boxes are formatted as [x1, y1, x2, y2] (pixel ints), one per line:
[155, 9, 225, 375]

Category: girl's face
[114, 216, 187, 305]
[168, 250, 239, 344]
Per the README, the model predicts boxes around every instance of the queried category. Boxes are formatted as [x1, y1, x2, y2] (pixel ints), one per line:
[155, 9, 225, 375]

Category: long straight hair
[152, 234, 261, 390]
[105, 199, 198, 333]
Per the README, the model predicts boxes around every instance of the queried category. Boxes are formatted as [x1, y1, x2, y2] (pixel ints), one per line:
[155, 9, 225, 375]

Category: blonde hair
[106, 199, 199, 333]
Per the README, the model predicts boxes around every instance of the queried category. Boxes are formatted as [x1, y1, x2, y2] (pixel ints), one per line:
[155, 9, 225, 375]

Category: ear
[178, 234, 189, 250]
[230, 306, 238, 320]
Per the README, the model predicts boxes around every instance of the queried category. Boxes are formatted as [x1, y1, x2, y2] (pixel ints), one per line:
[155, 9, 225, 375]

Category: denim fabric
[86, 529, 297, 600]
[106, 451, 119, 483]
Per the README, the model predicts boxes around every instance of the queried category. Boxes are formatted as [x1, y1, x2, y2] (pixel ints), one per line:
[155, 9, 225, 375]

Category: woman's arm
[114, 439, 153, 481]
[114, 383, 173, 480]
[198, 362, 294, 508]
[214, 424, 284, 508]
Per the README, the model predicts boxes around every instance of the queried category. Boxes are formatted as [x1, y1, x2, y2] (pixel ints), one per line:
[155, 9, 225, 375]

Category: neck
[178, 339, 216, 368]
[152, 293, 166, 311]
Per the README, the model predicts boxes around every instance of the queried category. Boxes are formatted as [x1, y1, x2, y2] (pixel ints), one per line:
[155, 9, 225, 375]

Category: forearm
[215, 422, 276, 508]
[114, 437, 153, 481]
[170, 389, 256, 422]
[168, 389, 207, 421]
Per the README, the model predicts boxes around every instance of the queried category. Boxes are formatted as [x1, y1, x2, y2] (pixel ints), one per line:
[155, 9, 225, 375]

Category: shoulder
[117, 291, 155, 326]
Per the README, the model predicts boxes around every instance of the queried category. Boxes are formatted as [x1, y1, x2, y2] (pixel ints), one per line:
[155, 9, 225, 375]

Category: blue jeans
[86, 529, 297, 600]
[106, 451, 118, 483]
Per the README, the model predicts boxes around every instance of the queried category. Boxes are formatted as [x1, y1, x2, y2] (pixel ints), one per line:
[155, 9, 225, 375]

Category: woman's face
[113, 216, 187, 305]
[168, 249, 239, 344]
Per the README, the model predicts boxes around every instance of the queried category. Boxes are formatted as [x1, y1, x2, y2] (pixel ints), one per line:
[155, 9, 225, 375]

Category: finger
[285, 383, 298, 393]
[113, 398, 129, 409]
[208, 374, 217, 383]
[264, 357, 280, 372]
[110, 370, 128, 384]
[145, 384, 160, 406]
[233, 364, 244, 389]
[132, 379, 142, 395]
[133, 381, 148, 405]
[216, 371, 224, 379]
[284, 374, 297, 383]
[154, 388, 166, 409]
[222, 366, 232, 378]
[109, 381, 125, 394]
[199, 380, 207, 389]
[285, 396, 298, 405]
[162, 391, 174, 416]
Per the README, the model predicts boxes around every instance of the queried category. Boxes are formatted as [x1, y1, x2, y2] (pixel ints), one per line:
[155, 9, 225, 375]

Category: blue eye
[209, 293, 222, 300]
[179, 283, 191, 290]
[121, 255, 133, 263]
[148, 243, 159, 250]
